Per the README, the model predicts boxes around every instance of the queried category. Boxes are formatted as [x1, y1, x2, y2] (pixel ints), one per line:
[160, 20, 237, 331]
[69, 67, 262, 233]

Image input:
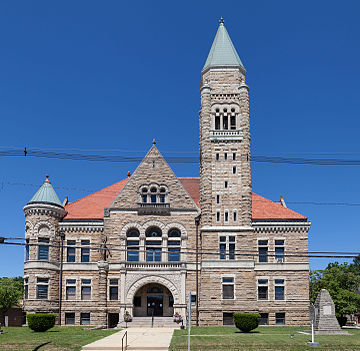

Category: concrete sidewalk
[82, 327, 175, 351]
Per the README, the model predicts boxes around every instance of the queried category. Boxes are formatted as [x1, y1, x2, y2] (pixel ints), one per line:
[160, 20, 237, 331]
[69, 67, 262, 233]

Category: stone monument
[312, 289, 347, 335]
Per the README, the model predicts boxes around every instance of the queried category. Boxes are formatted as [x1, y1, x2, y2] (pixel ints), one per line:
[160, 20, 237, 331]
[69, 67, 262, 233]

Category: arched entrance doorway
[133, 283, 174, 317]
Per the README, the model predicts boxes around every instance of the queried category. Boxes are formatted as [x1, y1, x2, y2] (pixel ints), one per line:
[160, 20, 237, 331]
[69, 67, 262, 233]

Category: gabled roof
[64, 177, 307, 221]
[203, 18, 245, 71]
[28, 175, 63, 208]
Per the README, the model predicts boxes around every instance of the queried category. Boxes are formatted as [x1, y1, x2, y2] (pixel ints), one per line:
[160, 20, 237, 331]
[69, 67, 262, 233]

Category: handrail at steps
[121, 330, 128, 351]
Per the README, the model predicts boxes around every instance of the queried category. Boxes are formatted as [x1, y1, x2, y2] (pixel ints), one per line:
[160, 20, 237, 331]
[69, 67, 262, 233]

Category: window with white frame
[66, 279, 76, 300]
[139, 184, 168, 204]
[145, 227, 162, 262]
[276, 312, 285, 325]
[274, 279, 285, 300]
[127, 229, 140, 262]
[36, 277, 49, 299]
[81, 240, 90, 262]
[38, 238, 49, 260]
[258, 240, 268, 263]
[65, 312, 75, 325]
[168, 229, 181, 262]
[222, 277, 235, 299]
[257, 279, 268, 300]
[259, 313, 269, 325]
[67, 240, 76, 262]
[24, 278, 28, 299]
[81, 279, 91, 300]
[25, 239, 29, 261]
[219, 236, 235, 260]
[109, 279, 118, 300]
[80, 312, 90, 325]
[275, 240, 285, 262]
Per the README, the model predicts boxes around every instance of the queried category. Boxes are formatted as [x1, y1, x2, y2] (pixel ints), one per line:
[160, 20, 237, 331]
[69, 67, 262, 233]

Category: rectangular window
[25, 239, 29, 261]
[216, 195, 220, 204]
[224, 181, 228, 189]
[276, 312, 285, 325]
[142, 195, 147, 203]
[169, 296, 174, 307]
[38, 238, 49, 260]
[215, 116, 220, 130]
[275, 240, 285, 262]
[259, 313, 269, 325]
[233, 152, 236, 161]
[80, 313, 90, 325]
[66, 279, 76, 300]
[127, 240, 139, 262]
[109, 279, 118, 300]
[191, 294, 197, 303]
[233, 211, 237, 222]
[216, 211, 220, 222]
[160, 194, 165, 203]
[233, 166, 236, 174]
[224, 211, 229, 222]
[216, 153, 219, 161]
[219, 236, 235, 260]
[223, 116, 228, 130]
[146, 248, 162, 262]
[65, 312, 75, 325]
[230, 115, 236, 129]
[81, 279, 91, 300]
[275, 279, 285, 300]
[223, 312, 234, 326]
[36, 278, 49, 299]
[222, 277, 234, 299]
[81, 240, 90, 263]
[67, 240, 76, 263]
[224, 152, 227, 160]
[169, 248, 180, 262]
[258, 279, 268, 300]
[258, 240, 268, 263]
[24, 278, 28, 299]
[134, 296, 141, 307]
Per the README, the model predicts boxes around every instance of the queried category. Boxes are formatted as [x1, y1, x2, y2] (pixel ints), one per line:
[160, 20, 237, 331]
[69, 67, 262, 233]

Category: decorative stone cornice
[253, 222, 311, 233]
[201, 225, 254, 232]
[59, 222, 103, 233]
[23, 203, 67, 219]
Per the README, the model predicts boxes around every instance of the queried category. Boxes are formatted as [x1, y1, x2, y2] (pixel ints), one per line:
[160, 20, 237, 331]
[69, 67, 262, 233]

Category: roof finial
[219, 17, 224, 25]
[45, 174, 50, 183]
[152, 138, 156, 145]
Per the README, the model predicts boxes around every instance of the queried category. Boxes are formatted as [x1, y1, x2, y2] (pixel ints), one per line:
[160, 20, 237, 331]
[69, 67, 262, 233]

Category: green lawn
[170, 326, 360, 351]
[0, 326, 118, 351]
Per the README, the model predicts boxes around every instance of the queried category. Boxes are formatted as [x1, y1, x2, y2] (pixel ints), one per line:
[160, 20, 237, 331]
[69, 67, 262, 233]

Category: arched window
[146, 227, 162, 237]
[127, 229, 140, 261]
[145, 227, 162, 262]
[168, 228, 181, 262]
[139, 184, 169, 206]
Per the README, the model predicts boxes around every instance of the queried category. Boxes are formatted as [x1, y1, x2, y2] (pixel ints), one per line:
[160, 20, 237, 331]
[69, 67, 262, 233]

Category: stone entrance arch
[126, 275, 180, 305]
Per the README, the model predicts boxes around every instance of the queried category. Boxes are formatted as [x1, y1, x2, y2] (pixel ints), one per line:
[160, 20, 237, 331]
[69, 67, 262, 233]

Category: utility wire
[2, 148, 360, 165]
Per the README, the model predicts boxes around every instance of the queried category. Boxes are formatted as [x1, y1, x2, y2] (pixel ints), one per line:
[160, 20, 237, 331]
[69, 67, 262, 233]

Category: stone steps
[125, 317, 179, 328]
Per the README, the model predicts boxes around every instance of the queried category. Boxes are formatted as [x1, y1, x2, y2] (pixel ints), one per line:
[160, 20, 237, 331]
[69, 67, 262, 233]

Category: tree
[0, 277, 23, 325]
[309, 262, 360, 316]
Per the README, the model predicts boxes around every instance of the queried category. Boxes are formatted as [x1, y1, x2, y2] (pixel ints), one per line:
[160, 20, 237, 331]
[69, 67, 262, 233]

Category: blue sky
[0, 0, 359, 276]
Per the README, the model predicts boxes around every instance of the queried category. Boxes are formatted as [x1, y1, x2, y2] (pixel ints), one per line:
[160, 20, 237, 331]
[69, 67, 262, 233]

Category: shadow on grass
[32, 342, 51, 351]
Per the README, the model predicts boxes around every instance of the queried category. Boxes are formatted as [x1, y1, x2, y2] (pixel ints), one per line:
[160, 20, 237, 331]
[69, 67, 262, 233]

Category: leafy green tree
[309, 262, 360, 316]
[0, 277, 23, 325]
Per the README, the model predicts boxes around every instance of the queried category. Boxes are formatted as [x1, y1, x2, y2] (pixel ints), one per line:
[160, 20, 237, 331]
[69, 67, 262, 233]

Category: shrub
[233, 313, 261, 332]
[27, 313, 56, 332]
[337, 316, 347, 327]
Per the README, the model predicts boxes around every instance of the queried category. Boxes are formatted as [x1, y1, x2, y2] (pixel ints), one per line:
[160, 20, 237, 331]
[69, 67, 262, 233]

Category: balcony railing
[209, 129, 243, 141]
[125, 261, 183, 269]
[137, 203, 170, 215]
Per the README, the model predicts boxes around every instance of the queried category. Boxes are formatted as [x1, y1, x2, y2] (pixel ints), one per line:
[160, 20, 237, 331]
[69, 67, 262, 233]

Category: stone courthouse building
[23, 20, 311, 327]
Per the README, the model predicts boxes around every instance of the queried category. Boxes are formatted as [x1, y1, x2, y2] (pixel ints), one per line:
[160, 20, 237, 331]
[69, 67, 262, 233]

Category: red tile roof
[64, 177, 307, 221]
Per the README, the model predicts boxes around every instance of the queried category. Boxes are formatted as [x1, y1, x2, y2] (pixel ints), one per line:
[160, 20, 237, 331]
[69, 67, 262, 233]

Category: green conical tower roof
[28, 175, 63, 207]
[203, 18, 245, 70]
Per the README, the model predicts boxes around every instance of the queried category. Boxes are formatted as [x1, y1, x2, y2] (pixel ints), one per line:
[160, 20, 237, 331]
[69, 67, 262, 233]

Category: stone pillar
[162, 235, 168, 262]
[139, 235, 145, 261]
[97, 261, 109, 328]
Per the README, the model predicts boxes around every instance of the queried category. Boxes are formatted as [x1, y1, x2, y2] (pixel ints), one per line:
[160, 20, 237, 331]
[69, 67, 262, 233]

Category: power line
[1, 237, 359, 259]
[2, 147, 360, 165]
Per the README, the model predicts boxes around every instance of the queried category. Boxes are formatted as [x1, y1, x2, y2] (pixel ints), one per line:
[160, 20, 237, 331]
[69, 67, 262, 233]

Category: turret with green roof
[27, 174, 63, 208]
